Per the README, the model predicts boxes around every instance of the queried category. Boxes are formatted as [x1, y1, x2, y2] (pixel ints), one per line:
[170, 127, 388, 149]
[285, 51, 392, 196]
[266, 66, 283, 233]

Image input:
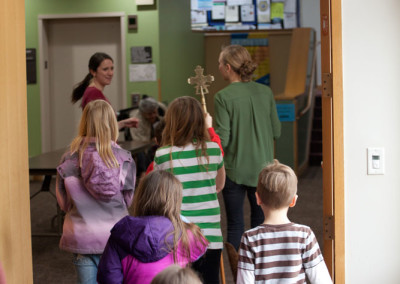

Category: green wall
[26, 0, 205, 156]
[159, 0, 204, 103]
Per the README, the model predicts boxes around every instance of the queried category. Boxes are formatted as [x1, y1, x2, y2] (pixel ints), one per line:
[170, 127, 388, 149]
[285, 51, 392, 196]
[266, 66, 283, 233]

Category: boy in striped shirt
[237, 160, 332, 284]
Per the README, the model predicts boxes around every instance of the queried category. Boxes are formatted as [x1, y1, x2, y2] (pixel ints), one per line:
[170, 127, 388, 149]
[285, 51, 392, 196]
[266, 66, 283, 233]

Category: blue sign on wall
[276, 103, 295, 122]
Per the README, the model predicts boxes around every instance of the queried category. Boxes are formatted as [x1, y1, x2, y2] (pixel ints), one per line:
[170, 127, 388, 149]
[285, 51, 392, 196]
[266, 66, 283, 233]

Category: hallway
[30, 166, 323, 283]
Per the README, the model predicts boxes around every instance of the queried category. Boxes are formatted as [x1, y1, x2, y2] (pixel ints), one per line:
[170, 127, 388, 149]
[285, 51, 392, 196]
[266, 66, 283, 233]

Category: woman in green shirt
[214, 45, 281, 251]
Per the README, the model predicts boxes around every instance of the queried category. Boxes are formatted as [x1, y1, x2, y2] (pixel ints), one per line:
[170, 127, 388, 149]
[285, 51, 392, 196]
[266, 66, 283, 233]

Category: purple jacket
[97, 216, 207, 284]
[56, 142, 136, 254]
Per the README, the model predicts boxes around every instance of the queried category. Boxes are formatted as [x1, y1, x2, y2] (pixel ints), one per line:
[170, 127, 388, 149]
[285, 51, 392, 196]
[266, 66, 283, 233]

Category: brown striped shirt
[238, 223, 324, 283]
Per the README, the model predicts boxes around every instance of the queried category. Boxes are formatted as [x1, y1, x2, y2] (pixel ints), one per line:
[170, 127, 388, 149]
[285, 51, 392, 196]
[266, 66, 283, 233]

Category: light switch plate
[367, 147, 385, 175]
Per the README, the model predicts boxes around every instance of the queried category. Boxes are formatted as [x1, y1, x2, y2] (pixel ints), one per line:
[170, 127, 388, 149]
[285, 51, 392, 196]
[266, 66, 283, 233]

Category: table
[29, 140, 154, 236]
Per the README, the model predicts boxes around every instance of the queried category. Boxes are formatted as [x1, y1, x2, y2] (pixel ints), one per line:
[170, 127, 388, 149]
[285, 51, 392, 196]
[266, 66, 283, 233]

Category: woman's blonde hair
[220, 44, 257, 82]
[132, 170, 207, 263]
[150, 264, 202, 284]
[70, 99, 119, 168]
[161, 96, 210, 167]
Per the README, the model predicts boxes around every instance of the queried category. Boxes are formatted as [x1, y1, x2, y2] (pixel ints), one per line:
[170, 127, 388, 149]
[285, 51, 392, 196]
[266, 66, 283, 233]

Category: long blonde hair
[70, 99, 119, 168]
[132, 170, 208, 262]
[161, 96, 210, 167]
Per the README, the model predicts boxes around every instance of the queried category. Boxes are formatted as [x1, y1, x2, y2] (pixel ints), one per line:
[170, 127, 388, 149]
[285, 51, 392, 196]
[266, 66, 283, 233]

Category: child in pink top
[97, 170, 208, 284]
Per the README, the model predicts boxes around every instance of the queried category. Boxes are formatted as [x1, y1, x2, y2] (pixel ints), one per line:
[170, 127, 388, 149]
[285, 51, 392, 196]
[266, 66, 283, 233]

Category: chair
[224, 242, 239, 283]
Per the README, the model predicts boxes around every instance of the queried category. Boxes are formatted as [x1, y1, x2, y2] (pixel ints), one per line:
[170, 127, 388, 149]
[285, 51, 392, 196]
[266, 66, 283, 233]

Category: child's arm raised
[205, 113, 224, 156]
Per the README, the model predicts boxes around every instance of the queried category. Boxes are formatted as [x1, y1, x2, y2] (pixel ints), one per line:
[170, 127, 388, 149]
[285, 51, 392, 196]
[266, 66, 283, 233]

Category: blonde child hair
[132, 170, 208, 263]
[150, 264, 202, 284]
[257, 159, 298, 209]
[70, 99, 119, 168]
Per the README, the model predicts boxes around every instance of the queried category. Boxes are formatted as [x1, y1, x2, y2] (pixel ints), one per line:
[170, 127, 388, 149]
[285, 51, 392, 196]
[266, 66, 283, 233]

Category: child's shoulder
[205, 141, 220, 148]
[243, 223, 313, 238]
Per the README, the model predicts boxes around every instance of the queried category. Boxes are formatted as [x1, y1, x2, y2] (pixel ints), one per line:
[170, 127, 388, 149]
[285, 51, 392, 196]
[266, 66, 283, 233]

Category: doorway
[39, 13, 126, 152]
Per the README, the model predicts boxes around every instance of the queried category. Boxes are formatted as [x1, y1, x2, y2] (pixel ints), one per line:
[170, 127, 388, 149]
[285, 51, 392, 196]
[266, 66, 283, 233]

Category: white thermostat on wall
[367, 147, 385, 175]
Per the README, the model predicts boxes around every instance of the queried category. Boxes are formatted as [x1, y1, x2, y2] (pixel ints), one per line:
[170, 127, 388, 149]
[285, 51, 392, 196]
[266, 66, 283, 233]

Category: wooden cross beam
[188, 65, 214, 113]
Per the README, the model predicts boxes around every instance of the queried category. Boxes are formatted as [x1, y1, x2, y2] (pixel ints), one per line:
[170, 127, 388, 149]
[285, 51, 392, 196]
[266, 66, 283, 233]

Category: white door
[46, 17, 122, 151]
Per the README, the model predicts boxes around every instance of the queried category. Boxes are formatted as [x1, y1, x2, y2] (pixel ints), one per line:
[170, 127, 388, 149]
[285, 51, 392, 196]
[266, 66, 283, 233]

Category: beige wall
[0, 0, 33, 283]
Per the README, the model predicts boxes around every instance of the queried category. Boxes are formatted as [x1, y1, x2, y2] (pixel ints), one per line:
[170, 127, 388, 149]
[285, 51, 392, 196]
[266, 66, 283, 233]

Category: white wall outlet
[367, 147, 385, 175]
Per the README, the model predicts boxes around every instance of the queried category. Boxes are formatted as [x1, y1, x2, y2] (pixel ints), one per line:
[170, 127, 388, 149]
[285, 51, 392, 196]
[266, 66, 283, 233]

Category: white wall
[300, 0, 321, 86]
[342, 0, 400, 282]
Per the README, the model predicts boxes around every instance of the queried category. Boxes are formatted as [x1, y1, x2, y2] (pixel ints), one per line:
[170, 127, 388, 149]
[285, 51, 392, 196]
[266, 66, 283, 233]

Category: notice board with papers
[191, 0, 300, 31]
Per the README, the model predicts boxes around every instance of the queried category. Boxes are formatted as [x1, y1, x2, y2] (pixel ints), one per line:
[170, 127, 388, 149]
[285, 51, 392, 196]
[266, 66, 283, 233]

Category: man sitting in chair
[130, 96, 166, 143]
[130, 96, 166, 178]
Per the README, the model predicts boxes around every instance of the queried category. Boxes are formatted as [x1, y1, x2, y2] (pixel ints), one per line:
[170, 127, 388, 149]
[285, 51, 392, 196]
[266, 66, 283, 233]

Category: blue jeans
[72, 254, 101, 284]
[222, 176, 264, 251]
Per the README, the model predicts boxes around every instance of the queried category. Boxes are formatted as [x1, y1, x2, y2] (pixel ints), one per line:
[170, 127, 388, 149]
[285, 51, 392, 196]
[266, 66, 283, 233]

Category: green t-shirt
[214, 81, 281, 187]
[154, 142, 224, 249]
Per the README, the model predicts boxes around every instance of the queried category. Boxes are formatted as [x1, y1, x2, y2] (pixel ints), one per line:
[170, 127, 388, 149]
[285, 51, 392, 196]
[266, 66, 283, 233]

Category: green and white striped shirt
[154, 141, 224, 249]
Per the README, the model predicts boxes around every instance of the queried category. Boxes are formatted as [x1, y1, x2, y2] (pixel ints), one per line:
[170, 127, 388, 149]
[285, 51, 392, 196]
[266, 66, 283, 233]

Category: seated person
[130, 97, 166, 178]
[130, 97, 166, 143]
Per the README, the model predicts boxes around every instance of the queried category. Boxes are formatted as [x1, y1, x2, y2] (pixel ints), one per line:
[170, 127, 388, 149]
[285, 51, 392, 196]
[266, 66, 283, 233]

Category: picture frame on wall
[136, 0, 154, 5]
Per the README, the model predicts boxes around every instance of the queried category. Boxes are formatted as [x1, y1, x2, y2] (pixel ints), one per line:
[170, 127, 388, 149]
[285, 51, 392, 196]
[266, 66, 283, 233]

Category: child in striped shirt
[154, 96, 225, 284]
[237, 160, 332, 284]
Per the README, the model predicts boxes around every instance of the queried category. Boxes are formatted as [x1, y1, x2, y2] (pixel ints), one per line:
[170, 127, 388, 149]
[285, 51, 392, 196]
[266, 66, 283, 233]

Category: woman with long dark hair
[72, 52, 138, 130]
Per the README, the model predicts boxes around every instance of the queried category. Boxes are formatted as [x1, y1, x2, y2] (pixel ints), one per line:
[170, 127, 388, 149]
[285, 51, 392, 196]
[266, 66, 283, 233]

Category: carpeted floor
[30, 166, 323, 284]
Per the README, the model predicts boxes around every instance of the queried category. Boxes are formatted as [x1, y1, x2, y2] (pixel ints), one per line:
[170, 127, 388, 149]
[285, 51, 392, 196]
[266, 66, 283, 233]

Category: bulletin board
[191, 0, 300, 31]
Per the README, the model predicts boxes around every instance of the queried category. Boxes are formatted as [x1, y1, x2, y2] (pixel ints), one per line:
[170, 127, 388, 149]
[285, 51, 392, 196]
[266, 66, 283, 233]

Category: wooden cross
[188, 65, 214, 113]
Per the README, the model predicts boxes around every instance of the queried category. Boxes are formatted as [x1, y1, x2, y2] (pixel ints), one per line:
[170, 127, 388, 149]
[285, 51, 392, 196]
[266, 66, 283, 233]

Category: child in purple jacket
[56, 100, 136, 283]
[97, 170, 208, 284]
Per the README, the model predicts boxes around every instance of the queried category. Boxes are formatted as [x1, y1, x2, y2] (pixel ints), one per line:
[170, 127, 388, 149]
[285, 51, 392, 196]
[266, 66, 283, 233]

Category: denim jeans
[192, 249, 222, 284]
[72, 253, 101, 284]
[222, 176, 264, 251]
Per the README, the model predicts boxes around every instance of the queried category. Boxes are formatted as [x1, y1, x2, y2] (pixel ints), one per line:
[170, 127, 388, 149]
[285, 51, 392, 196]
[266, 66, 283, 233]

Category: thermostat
[367, 147, 385, 175]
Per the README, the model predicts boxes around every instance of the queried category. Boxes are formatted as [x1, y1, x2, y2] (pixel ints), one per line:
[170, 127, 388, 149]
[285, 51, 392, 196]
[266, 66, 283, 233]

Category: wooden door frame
[38, 12, 127, 152]
[320, 0, 345, 282]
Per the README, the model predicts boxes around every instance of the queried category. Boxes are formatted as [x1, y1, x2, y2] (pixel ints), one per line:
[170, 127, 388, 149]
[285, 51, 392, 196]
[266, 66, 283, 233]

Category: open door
[320, 0, 345, 282]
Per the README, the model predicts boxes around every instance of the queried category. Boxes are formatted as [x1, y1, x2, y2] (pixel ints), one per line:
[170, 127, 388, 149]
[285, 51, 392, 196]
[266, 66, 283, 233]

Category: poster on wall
[130, 46, 152, 63]
[136, 0, 154, 5]
[129, 64, 157, 82]
[190, 0, 299, 31]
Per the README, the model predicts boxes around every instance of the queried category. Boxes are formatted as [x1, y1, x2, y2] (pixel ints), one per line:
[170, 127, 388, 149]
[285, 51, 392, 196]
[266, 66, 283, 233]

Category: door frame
[320, 0, 345, 282]
[38, 12, 126, 152]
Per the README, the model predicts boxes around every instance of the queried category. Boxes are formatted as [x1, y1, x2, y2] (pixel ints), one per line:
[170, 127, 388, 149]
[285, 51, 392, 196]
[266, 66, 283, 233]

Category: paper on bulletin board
[284, 13, 297, 28]
[227, 0, 252, 5]
[257, 0, 270, 23]
[129, 64, 157, 82]
[196, 0, 213, 10]
[284, 0, 296, 13]
[270, 2, 284, 20]
[191, 10, 208, 24]
[241, 5, 255, 22]
[225, 5, 239, 22]
[212, 3, 225, 20]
